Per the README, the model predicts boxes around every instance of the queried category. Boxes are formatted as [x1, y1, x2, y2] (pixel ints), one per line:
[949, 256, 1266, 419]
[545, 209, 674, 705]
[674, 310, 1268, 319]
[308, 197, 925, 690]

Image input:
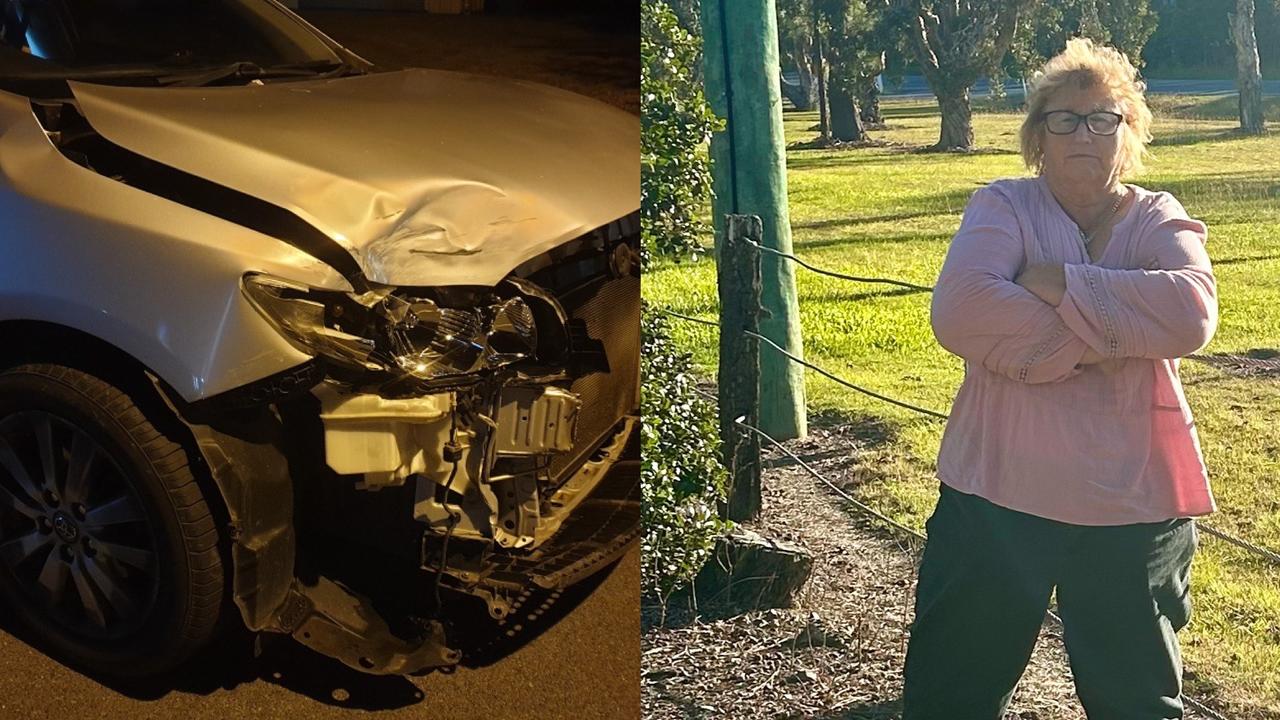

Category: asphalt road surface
[0, 8, 640, 720]
[0, 549, 639, 720]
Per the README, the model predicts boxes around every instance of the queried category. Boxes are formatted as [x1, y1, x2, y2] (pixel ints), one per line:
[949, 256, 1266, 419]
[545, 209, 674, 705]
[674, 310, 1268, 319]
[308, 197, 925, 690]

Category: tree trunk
[936, 89, 975, 151]
[857, 76, 882, 124]
[781, 42, 817, 111]
[829, 86, 866, 141]
[1230, 0, 1266, 134]
[812, 31, 829, 142]
[797, 54, 818, 111]
[780, 70, 815, 111]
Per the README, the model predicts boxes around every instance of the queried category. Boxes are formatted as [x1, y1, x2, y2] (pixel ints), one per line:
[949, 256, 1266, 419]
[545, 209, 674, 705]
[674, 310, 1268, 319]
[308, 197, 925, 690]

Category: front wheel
[0, 364, 224, 678]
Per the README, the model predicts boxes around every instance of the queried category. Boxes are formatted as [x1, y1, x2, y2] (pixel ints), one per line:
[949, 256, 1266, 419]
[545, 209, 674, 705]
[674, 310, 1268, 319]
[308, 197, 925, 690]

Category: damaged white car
[0, 0, 639, 677]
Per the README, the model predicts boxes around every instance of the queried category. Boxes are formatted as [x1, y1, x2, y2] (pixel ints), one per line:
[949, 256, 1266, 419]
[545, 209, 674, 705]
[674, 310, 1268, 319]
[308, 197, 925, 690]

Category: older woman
[902, 39, 1217, 719]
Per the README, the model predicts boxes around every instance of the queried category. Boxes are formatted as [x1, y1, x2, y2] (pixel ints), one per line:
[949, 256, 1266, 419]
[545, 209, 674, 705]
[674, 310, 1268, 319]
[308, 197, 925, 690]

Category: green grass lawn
[644, 94, 1280, 718]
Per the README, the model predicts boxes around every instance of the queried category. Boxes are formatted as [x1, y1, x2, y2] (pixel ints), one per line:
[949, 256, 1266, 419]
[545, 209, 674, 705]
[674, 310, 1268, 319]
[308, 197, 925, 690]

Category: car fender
[0, 88, 348, 402]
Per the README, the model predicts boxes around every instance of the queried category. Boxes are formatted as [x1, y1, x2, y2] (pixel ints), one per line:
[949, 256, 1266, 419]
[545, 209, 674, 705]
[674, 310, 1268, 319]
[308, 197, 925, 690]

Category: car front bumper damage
[155, 252, 639, 675]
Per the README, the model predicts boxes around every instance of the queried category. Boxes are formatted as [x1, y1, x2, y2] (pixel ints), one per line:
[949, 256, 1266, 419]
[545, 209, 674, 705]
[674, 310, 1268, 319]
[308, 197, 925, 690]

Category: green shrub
[641, 0, 719, 266]
[641, 304, 729, 600]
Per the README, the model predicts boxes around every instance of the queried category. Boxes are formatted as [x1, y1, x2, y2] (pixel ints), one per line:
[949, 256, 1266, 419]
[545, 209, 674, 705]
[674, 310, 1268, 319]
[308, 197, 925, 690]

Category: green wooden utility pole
[701, 0, 807, 441]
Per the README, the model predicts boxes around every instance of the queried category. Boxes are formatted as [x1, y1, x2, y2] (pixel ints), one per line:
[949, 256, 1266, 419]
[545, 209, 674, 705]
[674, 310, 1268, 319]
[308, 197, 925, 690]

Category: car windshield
[0, 0, 340, 83]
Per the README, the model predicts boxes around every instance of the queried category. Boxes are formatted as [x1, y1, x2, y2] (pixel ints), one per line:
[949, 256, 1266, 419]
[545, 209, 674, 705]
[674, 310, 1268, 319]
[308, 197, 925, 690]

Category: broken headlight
[382, 295, 537, 379]
[242, 273, 542, 380]
[240, 274, 383, 371]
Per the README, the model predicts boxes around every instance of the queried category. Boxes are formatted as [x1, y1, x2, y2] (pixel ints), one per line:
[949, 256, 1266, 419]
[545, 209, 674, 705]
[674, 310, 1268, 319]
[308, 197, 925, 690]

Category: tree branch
[912, 10, 943, 84]
[987, 0, 1035, 67]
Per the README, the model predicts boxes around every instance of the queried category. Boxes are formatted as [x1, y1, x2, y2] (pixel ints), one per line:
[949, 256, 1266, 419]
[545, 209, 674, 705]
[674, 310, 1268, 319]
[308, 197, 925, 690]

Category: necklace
[1078, 187, 1128, 247]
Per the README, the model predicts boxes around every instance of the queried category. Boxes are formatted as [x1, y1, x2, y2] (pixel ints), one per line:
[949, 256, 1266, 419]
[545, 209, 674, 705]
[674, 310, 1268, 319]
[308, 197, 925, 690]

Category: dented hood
[67, 69, 639, 287]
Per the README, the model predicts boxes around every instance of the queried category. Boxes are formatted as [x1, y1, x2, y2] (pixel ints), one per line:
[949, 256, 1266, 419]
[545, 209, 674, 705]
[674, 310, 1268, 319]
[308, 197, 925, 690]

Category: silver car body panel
[0, 89, 351, 401]
[68, 69, 641, 287]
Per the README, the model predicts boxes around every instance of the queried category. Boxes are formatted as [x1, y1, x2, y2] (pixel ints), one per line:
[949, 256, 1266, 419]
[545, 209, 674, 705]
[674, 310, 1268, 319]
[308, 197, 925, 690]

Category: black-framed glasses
[1040, 110, 1124, 136]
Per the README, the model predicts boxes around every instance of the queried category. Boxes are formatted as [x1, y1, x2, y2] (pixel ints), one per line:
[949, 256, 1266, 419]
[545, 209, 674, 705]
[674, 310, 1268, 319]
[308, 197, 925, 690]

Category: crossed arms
[930, 186, 1218, 384]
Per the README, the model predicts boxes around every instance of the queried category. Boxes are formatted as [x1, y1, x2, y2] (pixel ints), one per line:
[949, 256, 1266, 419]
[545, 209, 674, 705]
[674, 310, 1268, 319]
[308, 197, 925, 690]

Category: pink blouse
[931, 176, 1218, 526]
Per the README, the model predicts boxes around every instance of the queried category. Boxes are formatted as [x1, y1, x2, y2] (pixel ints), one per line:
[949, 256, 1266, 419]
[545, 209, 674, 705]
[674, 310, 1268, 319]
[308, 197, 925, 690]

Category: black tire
[0, 364, 223, 678]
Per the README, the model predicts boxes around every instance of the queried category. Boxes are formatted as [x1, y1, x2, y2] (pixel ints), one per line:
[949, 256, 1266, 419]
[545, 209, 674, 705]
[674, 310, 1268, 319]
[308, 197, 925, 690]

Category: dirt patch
[1187, 351, 1280, 379]
[789, 135, 911, 152]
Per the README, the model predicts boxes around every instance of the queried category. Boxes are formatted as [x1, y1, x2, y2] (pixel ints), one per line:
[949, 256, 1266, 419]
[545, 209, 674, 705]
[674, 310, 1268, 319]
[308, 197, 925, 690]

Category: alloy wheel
[0, 411, 159, 640]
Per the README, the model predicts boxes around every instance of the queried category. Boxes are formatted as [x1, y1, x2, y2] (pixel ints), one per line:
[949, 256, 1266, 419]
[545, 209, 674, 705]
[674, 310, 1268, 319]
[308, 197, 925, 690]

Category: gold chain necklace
[1078, 187, 1128, 247]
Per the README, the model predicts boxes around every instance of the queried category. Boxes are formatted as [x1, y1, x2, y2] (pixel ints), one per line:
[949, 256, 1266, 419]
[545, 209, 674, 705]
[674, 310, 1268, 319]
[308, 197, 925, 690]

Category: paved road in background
[784, 72, 1280, 100]
[0, 9, 639, 720]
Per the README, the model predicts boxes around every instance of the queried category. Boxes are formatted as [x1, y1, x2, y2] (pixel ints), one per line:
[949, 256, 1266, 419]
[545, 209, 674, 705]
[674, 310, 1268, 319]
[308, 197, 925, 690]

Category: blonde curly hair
[1020, 37, 1154, 177]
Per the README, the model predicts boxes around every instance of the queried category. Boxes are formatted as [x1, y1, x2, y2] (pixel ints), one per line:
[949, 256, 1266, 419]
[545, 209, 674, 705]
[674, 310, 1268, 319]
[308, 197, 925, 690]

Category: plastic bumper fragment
[281, 577, 459, 675]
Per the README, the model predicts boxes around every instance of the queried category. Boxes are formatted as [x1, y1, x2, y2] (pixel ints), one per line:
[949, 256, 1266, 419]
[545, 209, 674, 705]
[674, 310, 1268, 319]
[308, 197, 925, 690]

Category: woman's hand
[1014, 263, 1068, 306]
[1078, 345, 1126, 375]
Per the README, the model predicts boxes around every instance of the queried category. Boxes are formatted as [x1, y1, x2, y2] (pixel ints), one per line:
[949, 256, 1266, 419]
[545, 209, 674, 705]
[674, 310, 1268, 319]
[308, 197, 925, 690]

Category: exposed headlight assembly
[242, 273, 544, 381]
[241, 274, 383, 371]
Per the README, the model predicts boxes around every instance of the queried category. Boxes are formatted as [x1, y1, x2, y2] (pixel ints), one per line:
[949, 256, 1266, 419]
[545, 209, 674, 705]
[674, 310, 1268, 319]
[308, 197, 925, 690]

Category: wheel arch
[0, 320, 238, 606]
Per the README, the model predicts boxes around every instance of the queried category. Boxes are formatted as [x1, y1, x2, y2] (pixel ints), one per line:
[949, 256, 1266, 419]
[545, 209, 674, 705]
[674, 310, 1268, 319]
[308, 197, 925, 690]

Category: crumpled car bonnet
[68, 69, 640, 287]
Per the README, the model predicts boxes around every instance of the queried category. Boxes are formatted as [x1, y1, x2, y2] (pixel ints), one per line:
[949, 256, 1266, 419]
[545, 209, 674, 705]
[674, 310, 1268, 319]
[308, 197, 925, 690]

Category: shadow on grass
[788, 152, 923, 172]
[784, 107, 946, 123]
[801, 285, 934, 304]
[652, 300, 719, 318]
[908, 145, 1020, 157]
[787, 186, 980, 244]
[1212, 254, 1280, 267]
[788, 149, 1014, 171]
[1149, 127, 1269, 147]
[812, 408, 898, 448]
[793, 231, 953, 254]
[1150, 93, 1280, 122]
[878, 106, 942, 120]
[793, 209, 951, 231]
[791, 191, 976, 230]
[1142, 173, 1280, 203]
[789, 136, 906, 152]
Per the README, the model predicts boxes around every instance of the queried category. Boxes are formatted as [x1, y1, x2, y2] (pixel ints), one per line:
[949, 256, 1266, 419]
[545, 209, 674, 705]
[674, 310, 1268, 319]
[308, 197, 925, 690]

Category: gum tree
[779, 0, 889, 141]
[778, 0, 820, 111]
[1229, 0, 1266, 133]
[819, 0, 889, 141]
[892, 0, 1038, 150]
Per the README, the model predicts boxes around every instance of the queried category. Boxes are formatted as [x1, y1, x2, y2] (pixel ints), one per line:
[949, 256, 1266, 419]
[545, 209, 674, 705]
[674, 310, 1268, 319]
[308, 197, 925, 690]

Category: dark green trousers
[902, 483, 1197, 720]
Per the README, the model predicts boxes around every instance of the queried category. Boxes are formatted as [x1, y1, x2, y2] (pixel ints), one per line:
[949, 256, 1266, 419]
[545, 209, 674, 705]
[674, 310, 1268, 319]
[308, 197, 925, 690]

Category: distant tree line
[663, 0, 1271, 153]
[775, 0, 1168, 150]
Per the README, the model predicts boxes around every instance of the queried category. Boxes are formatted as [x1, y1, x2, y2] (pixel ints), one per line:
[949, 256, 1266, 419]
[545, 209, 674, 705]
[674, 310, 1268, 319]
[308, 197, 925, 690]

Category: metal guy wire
[742, 329, 950, 420]
[743, 238, 935, 292]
